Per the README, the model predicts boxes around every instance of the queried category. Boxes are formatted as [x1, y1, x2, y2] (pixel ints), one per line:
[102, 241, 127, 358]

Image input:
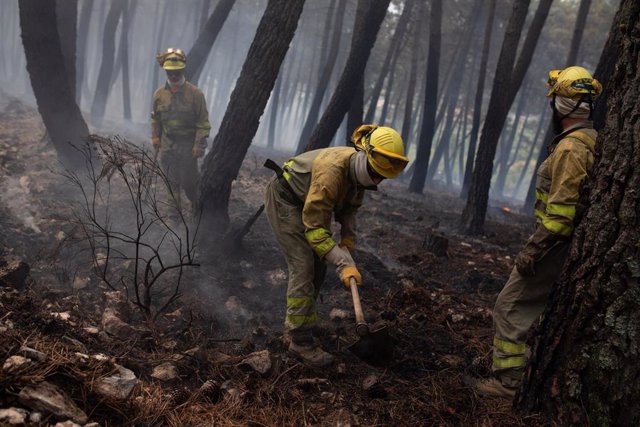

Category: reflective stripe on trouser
[264, 178, 327, 338]
[492, 241, 569, 387]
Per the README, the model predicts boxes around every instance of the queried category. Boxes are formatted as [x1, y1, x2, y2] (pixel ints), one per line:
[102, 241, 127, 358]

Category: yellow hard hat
[156, 48, 187, 70]
[546, 66, 602, 99]
[351, 125, 409, 179]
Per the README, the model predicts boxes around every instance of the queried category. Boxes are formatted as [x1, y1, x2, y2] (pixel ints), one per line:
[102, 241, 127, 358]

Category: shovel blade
[347, 325, 394, 366]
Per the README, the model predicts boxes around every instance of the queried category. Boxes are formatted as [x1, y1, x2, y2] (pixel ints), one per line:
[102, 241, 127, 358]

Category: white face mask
[354, 150, 377, 187]
[168, 76, 185, 88]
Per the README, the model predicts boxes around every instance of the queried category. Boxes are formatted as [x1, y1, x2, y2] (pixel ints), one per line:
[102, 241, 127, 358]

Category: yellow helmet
[546, 66, 602, 99]
[156, 48, 187, 70]
[351, 125, 409, 179]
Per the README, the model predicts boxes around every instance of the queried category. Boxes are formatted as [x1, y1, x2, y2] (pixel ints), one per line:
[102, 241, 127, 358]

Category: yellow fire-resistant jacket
[282, 147, 365, 257]
[151, 81, 211, 150]
[534, 124, 597, 237]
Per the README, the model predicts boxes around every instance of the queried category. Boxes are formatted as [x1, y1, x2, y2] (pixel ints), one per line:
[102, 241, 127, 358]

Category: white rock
[151, 362, 178, 381]
[55, 231, 66, 241]
[0, 407, 28, 424]
[83, 327, 100, 335]
[93, 364, 137, 400]
[239, 350, 272, 375]
[3, 355, 31, 372]
[18, 381, 88, 424]
[329, 308, 350, 321]
[51, 312, 71, 321]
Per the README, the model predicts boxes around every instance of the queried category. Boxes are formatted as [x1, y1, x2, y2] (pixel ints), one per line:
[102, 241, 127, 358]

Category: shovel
[346, 277, 395, 366]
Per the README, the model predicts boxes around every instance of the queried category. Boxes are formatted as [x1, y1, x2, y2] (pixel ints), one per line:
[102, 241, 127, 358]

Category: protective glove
[192, 138, 207, 158]
[324, 244, 362, 288]
[514, 225, 564, 277]
[151, 136, 161, 151]
[339, 237, 355, 253]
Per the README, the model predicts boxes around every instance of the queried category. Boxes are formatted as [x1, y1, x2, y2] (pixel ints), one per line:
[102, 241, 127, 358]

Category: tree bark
[459, 0, 532, 234]
[90, 0, 125, 125]
[304, 0, 391, 152]
[400, 12, 422, 151]
[517, 2, 640, 423]
[408, 0, 442, 194]
[120, 0, 135, 121]
[346, 0, 369, 140]
[56, 0, 77, 101]
[199, 0, 304, 236]
[186, 0, 236, 85]
[19, 0, 90, 169]
[75, 0, 93, 104]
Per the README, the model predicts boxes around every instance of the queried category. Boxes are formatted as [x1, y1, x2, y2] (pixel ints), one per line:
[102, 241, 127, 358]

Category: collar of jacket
[549, 121, 594, 151]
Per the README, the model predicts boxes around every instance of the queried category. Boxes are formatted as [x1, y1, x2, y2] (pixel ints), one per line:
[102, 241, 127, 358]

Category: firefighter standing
[472, 66, 603, 398]
[264, 125, 409, 367]
[151, 48, 211, 211]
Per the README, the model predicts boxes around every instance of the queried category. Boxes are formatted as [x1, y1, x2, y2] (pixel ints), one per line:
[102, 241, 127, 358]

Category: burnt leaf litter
[0, 98, 547, 426]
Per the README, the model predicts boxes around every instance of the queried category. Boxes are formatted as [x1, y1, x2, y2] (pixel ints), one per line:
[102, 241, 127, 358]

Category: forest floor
[0, 96, 551, 426]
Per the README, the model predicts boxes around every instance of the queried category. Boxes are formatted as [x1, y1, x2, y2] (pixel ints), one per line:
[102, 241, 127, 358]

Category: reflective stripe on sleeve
[541, 217, 573, 236]
[546, 203, 576, 219]
[304, 228, 336, 257]
[493, 337, 526, 355]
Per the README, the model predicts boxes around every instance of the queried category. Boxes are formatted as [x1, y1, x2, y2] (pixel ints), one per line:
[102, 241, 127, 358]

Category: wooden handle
[349, 277, 365, 324]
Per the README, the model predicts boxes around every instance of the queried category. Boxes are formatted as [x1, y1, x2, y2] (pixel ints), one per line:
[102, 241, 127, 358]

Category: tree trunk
[461, 0, 496, 199]
[186, 0, 236, 85]
[304, 0, 391, 152]
[199, 0, 304, 236]
[295, 0, 347, 153]
[400, 13, 422, 149]
[120, 0, 135, 121]
[90, 0, 125, 125]
[408, 0, 442, 194]
[19, 0, 90, 169]
[459, 0, 532, 234]
[267, 74, 282, 149]
[75, 0, 93, 104]
[346, 0, 368, 139]
[364, 0, 415, 124]
[523, 0, 594, 211]
[56, 0, 77, 101]
[517, 3, 640, 423]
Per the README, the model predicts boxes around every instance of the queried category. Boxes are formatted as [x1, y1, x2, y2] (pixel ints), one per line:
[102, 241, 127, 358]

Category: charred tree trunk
[460, 0, 550, 234]
[19, 0, 90, 169]
[90, 0, 125, 125]
[304, 0, 391, 152]
[186, 0, 236, 85]
[296, 0, 347, 153]
[517, 3, 640, 423]
[119, 0, 135, 121]
[199, 0, 304, 237]
[408, 0, 442, 194]
[267, 74, 282, 149]
[400, 14, 422, 150]
[56, 0, 77, 101]
[76, 0, 93, 104]
[461, 0, 496, 198]
[346, 0, 368, 139]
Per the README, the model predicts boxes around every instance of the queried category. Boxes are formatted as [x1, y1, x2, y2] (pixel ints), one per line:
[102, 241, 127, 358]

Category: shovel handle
[349, 277, 368, 336]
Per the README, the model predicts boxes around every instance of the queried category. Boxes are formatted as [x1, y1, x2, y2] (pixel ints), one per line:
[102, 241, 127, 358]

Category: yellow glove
[340, 265, 362, 288]
[192, 140, 206, 158]
[151, 136, 161, 151]
[339, 237, 355, 253]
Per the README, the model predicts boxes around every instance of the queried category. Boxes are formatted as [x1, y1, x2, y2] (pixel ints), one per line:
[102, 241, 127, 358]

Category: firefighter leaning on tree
[472, 66, 602, 398]
[151, 48, 211, 210]
[264, 125, 409, 367]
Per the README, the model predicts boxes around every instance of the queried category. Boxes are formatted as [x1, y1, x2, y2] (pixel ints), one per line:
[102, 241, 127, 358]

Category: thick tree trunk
[346, 0, 368, 140]
[295, 0, 347, 153]
[267, 74, 282, 149]
[56, 0, 77, 101]
[199, 0, 304, 236]
[408, 0, 442, 194]
[186, 0, 236, 85]
[19, 0, 90, 169]
[459, 0, 532, 234]
[461, 0, 496, 198]
[517, 3, 640, 423]
[400, 13, 422, 150]
[120, 1, 135, 121]
[304, 0, 391, 152]
[90, 0, 125, 125]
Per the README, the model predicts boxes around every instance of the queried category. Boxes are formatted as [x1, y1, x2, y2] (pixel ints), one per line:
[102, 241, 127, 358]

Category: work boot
[465, 376, 517, 399]
[288, 340, 334, 367]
